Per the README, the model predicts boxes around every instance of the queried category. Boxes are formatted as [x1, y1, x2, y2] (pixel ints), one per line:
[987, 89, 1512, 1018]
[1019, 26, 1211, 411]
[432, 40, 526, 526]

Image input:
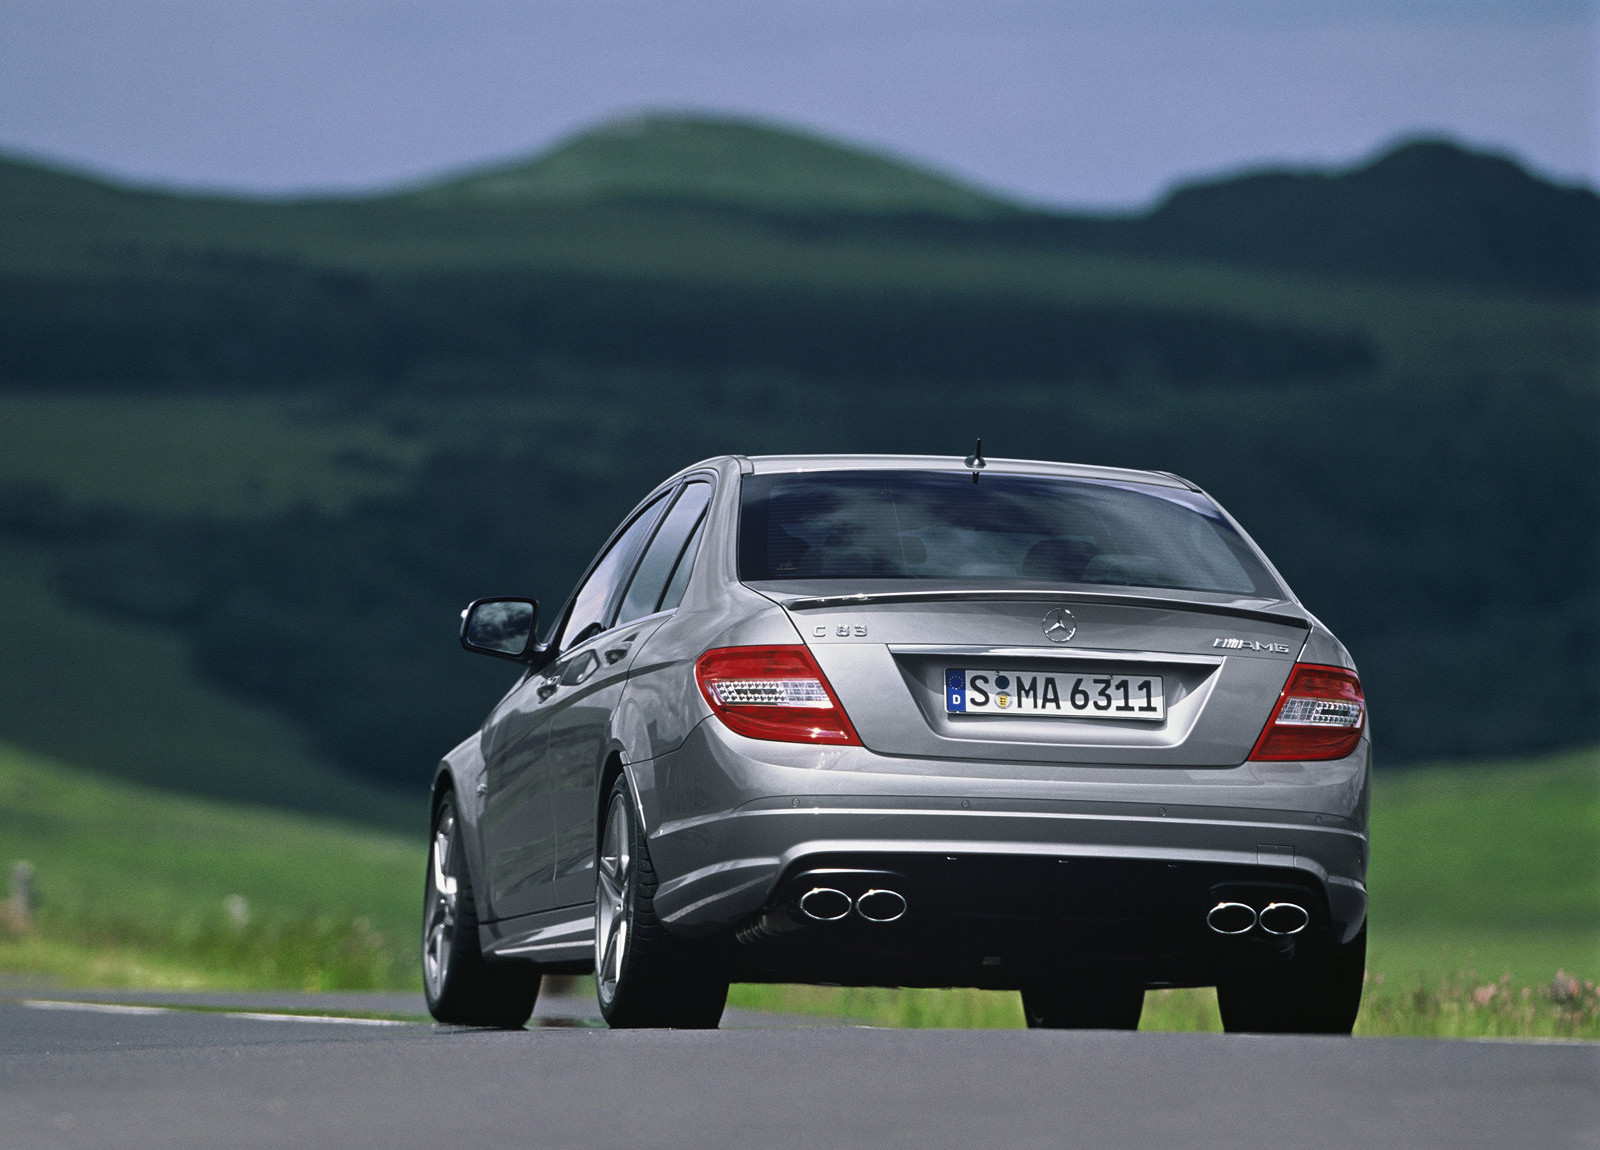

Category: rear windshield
[739, 470, 1282, 597]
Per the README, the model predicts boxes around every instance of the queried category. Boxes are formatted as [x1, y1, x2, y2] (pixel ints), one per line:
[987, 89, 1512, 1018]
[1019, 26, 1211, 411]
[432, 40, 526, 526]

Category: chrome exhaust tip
[1206, 901, 1258, 935]
[1257, 902, 1309, 936]
[855, 889, 908, 923]
[797, 887, 852, 922]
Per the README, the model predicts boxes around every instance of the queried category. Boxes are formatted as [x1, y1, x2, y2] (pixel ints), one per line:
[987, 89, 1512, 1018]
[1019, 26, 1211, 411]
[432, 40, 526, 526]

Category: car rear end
[643, 456, 1369, 995]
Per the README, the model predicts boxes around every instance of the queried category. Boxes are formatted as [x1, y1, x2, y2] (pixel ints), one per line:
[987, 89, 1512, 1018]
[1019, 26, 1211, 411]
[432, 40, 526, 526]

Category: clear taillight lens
[695, 646, 861, 746]
[1249, 663, 1366, 761]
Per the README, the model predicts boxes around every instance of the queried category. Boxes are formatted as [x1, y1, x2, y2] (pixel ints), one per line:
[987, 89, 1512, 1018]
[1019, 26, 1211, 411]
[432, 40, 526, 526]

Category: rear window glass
[738, 470, 1281, 597]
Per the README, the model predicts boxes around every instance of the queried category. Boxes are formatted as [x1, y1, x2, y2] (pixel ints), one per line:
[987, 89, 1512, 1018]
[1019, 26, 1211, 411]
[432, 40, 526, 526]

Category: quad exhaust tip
[1257, 901, 1310, 936]
[1206, 900, 1309, 936]
[1206, 901, 1257, 935]
[797, 887, 853, 922]
[796, 885, 908, 923]
[855, 888, 908, 923]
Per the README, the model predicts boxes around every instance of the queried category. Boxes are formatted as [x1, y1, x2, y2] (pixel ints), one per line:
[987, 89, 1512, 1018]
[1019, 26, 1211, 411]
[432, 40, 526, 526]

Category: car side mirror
[460, 598, 544, 663]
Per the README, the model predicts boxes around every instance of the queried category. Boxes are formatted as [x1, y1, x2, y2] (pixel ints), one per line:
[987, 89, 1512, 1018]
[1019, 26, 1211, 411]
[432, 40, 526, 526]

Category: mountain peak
[405, 112, 1016, 217]
[1140, 137, 1600, 296]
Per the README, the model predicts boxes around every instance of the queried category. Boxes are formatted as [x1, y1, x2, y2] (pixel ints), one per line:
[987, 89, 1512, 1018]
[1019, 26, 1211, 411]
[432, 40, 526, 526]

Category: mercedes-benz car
[423, 453, 1370, 1032]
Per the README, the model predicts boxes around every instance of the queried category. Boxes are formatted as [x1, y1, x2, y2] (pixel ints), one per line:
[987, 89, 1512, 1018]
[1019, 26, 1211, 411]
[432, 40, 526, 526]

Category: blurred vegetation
[0, 742, 418, 990]
[0, 114, 1594, 809]
[726, 975, 1600, 1040]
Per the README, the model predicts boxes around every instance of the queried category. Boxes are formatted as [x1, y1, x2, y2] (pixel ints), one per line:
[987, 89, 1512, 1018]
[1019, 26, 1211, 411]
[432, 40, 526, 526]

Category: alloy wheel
[423, 809, 459, 1001]
[595, 794, 633, 1005]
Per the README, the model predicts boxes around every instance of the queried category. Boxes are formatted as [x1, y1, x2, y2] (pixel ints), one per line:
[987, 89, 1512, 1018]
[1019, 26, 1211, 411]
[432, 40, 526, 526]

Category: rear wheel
[423, 793, 540, 1027]
[1216, 921, 1366, 1035]
[595, 776, 727, 1029]
[1020, 979, 1144, 1030]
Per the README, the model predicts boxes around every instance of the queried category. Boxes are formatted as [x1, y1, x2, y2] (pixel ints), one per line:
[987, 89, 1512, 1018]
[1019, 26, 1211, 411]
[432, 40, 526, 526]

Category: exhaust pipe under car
[739, 875, 909, 946]
[797, 887, 853, 922]
[1205, 901, 1258, 935]
[1205, 899, 1310, 936]
[1256, 901, 1310, 936]
[855, 888, 908, 923]
[798, 885, 910, 924]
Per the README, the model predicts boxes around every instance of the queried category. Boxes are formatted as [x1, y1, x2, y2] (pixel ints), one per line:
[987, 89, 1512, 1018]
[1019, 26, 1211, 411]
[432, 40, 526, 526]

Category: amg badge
[1213, 638, 1292, 653]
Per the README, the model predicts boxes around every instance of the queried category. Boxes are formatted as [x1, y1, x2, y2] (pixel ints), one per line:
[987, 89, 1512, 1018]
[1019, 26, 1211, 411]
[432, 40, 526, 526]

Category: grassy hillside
[0, 543, 418, 827]
[0, 393, 422, 514]
[0, 742, 420, 989]
[407, 112, 1015, 216]
[1366, 746, 1600, 982]
[1, 740, 1593, 1039]
[0, 115, 1594, 806]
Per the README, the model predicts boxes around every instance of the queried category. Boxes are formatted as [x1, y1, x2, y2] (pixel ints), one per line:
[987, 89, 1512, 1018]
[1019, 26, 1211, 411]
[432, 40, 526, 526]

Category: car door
[478, 490, 671, 922]
[546, 479, 714, 908]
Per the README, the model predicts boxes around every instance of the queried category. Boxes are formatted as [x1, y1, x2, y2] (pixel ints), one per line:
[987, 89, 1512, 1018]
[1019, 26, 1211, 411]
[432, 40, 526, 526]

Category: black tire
[594, 775, 728, 1029]
[423, 792, 540, 1028]
[1216, 921, 1366, 1035]
[1020, 979, 1145, 1030]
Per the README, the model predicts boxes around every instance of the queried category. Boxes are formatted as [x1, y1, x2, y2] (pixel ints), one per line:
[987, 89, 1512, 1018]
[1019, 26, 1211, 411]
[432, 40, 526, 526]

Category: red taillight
[694, 646, 861, 746]
[1249, 663, 1366, 761]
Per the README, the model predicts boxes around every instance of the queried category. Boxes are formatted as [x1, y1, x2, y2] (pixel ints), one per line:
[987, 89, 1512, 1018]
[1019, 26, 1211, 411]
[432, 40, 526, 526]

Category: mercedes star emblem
[1042, 607, 1076, 643]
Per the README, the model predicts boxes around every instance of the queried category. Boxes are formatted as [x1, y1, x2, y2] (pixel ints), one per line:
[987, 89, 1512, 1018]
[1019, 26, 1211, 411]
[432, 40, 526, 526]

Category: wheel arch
[596, 751, 630, 842]
[430, 766, 455, 819]
[430, 743, 493, 925]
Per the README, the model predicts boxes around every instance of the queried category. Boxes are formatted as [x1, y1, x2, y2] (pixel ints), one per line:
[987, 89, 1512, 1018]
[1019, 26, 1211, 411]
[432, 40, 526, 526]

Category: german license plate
[946, 669, 1165, 720]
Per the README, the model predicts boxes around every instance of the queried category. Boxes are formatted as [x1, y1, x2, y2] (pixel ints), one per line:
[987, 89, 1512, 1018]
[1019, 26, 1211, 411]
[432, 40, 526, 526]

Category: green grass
[727, 975, 1600, 1040]
[0, 740, 419, 990]
[1369, 747, 1600, 941]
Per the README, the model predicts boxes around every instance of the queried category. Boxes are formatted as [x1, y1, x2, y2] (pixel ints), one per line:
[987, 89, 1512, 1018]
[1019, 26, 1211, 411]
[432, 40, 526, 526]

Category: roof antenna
[964, 437, 986, 484]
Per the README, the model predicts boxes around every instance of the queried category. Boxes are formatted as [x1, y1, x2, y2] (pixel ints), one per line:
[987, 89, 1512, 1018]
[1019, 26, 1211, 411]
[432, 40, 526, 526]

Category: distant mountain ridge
[2, 113, 1594, 296]
[393, 115, 1599, 296]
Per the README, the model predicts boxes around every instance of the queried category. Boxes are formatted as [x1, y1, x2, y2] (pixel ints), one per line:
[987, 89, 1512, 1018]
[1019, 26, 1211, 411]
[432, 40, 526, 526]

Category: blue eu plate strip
[946, 669, 966, 713]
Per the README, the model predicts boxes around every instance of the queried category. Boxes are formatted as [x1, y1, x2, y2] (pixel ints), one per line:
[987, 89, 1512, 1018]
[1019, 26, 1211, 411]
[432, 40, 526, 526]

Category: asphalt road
[1, 989, 1595, 1150]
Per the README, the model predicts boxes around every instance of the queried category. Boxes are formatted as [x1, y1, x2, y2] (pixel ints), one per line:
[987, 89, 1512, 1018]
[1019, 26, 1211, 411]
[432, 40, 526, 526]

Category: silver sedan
[423, 453, 1370, 1032]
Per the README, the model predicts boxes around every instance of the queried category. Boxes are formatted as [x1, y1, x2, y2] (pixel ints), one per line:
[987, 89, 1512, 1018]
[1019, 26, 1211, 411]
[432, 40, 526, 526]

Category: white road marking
[22, 1000, 169, 1016]
[216, 1011, 407, 1027]
[19, 999, 409, 1026]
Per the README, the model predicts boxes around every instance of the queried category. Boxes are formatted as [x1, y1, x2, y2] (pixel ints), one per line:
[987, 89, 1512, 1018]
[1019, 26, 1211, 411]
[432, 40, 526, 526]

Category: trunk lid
[766, 585, 1310, 768]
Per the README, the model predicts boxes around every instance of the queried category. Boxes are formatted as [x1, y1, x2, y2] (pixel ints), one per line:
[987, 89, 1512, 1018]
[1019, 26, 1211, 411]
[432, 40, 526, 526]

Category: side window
[556, 492, 670, 652]
[657, 498, 710, 613]
[616, 482, 713, 626]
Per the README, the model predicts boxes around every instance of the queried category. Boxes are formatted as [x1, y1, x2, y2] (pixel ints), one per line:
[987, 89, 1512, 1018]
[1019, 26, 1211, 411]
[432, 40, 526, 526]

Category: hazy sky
[1, 0, 1594, 208]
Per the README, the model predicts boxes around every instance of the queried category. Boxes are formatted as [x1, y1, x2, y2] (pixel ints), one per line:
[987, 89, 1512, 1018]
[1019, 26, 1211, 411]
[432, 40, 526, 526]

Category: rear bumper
[637, 718, 1369, 958]
[724, 853, 1348, 988]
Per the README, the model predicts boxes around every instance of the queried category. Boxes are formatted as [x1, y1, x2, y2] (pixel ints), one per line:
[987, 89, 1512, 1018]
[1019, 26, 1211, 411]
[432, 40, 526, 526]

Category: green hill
[0, 113, 1594, 811]
[405, 112, 1016, 217]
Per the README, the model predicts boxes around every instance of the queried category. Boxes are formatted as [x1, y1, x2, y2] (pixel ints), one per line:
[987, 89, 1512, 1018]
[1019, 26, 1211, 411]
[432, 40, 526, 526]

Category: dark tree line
[0, 264, 1378, 391]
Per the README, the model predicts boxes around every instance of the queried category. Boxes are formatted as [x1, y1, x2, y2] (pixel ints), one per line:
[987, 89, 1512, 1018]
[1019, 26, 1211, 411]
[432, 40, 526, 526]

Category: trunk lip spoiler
[882, 643, 1225, 667]
[768, 588, 1310, 629]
